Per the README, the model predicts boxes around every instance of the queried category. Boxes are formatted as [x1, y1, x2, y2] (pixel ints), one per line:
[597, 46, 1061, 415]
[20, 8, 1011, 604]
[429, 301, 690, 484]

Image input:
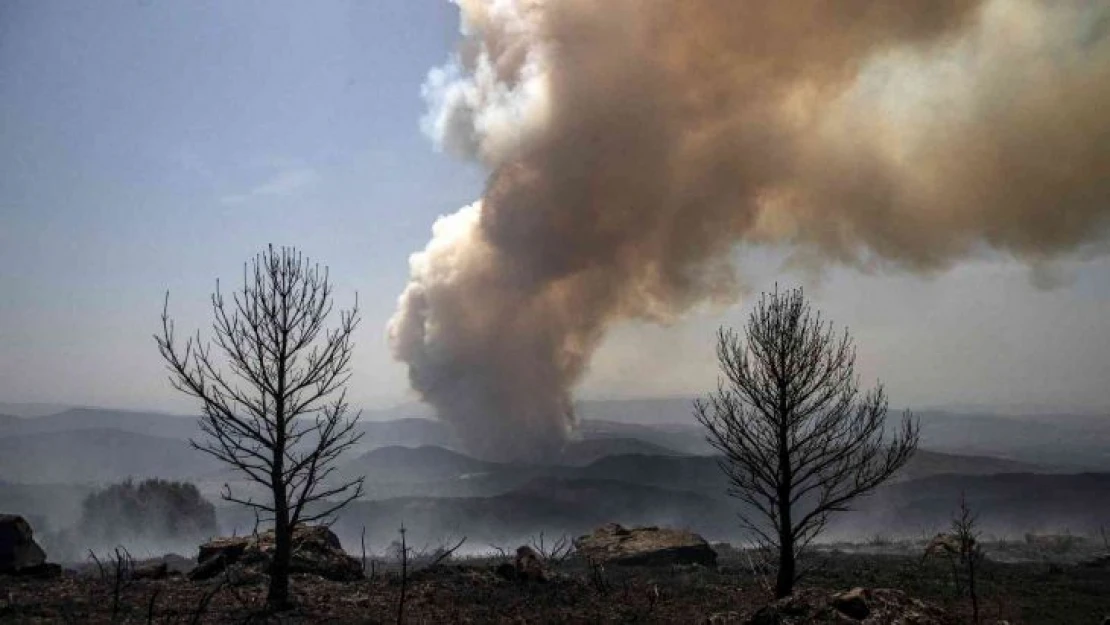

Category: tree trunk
[268, 384, 291, 610]
[967, 555, 979, 624]
[269, 331, 291, 611]
[775, 510, 795, 598]
[775, 392, 795, 599]
[775, 441, 795, 597]
[268, 497, 291, 610]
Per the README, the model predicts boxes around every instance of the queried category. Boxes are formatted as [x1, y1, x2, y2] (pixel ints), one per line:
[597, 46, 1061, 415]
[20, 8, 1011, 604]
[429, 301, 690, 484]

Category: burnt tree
[155, 244, 364, 610]
[694, 285, 918, 598]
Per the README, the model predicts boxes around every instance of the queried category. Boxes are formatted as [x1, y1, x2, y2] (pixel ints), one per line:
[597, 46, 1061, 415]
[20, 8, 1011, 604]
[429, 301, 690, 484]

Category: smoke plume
[389, 0, 1110, 462]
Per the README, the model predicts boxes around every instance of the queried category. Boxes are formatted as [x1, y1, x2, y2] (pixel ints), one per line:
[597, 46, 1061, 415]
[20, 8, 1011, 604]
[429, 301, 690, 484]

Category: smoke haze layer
[389, 0, 1110, 462]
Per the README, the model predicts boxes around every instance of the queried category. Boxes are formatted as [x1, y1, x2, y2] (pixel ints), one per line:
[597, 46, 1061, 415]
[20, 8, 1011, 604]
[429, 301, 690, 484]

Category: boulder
[831, 588, 870, 620]
[746, 588, 946, 624]
[190, 525, 362, 582]
[574, 523, 717, 567]
[0, 514, 48, 575]
[1080, 553, 1110, 568]
[492, 546, 549, 582]
[132, 561, 170, 581]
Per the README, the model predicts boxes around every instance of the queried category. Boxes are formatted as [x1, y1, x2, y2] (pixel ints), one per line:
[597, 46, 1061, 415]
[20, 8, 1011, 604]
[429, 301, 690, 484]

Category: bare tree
[951, 492, 983, 624]
[155, 244, 365, 610]
[694, 285, 918, 598]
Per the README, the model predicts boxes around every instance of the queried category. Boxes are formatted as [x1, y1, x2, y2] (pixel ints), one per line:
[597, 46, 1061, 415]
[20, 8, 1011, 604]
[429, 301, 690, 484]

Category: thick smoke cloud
[389, 0, 1110, 462]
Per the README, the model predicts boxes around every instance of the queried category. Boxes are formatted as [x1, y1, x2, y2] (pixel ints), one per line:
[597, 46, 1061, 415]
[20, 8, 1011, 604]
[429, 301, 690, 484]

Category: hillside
[0, 407, 202, 440]
[830, 471, 1110, 539]
[351, 417, 458, 451]
[576, 397, 698, 425]
[323, 476, 735, 549]
[0, 428, 219, 484]
[914, 410, 1110, 469]
[0, 413, 24, 429]
[578, 419, 713, 455]
[573, 448, 1046, 498]
[342, 445, 503, 483]
[318, 470, 1110, 551]
[557, 437, 681, 465]
[0, 402, 70, 418]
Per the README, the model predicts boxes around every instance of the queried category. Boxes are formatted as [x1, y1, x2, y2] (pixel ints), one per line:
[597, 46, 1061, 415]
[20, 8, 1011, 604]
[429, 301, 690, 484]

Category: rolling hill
[342, 445, 502, 483]
[314, 470, 1110, 551]
[321, 476, 736, 550]
[0, 428, 219, 484]
[558, 437, 681, 465]
[0, 413, 24, 429]
[0, 407, 202, 440]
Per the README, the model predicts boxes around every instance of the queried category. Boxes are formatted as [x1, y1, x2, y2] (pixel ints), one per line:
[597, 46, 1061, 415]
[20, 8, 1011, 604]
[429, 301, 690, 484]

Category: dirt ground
[2, 548, 1109, 624]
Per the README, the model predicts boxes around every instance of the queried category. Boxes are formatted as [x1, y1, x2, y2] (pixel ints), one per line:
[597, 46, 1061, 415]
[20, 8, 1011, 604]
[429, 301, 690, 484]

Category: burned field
[3, 545, 1109, 624]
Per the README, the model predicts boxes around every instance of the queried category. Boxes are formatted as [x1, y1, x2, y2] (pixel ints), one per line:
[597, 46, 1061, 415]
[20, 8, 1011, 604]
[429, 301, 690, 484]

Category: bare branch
[155, 244, 364, 610]
[694, 284, 918, 599]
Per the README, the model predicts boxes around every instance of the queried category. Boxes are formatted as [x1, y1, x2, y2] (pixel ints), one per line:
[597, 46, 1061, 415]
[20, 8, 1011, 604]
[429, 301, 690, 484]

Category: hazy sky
[1, 1, 1108, 416]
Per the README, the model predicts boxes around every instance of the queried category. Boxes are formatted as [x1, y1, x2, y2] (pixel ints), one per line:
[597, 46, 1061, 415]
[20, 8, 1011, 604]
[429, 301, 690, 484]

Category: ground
[2, 545, 1109, 624]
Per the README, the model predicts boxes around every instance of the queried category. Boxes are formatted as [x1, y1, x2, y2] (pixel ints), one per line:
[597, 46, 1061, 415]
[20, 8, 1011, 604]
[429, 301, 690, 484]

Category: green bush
[79, 478, 217, 545]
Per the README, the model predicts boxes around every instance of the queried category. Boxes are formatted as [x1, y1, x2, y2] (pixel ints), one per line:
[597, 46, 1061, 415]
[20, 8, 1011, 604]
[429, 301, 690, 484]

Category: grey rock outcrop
[189, 525, 362, 582]
[0, 514, 50, 575]
[573, 523, 717, 567]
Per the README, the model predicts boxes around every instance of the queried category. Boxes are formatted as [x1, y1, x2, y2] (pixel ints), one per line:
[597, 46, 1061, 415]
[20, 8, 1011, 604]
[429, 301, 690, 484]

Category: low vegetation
[2, 541, 1109, 624]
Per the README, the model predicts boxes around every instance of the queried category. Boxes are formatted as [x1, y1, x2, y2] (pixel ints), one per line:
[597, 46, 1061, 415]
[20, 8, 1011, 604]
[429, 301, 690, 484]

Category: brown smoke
[389, 0, 1110, 462]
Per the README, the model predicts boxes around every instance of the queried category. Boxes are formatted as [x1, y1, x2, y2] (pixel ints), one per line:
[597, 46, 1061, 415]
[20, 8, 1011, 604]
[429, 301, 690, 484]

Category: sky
[1, 0, 1108, 417]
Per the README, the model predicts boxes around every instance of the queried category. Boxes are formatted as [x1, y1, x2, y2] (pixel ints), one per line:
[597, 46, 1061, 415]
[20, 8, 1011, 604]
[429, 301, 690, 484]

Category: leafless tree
[694, 285, 918, 598]
[155, 244, 365, 610]
[951, 492, 983, 624]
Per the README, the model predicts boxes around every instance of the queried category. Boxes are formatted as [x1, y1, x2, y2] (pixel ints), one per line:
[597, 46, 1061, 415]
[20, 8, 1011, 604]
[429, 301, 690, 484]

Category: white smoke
[389, 0, 1110, 462]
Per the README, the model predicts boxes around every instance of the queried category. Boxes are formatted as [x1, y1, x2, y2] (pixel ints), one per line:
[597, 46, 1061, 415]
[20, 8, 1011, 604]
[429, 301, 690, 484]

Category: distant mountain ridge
[330, 444, 1049, 504]
[0, 402, 71, 418]
[0, 427, 220, 484]
[3, 401, 1106, 554]
[0, 407, 202, 440]
[4, 400, 1108, 468]
[0, 403, 1074, 487]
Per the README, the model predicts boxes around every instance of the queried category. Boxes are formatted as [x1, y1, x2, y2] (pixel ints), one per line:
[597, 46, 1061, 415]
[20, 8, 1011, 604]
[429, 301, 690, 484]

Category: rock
[514, 545, 547, 582]
[492, 546, 548, 582]
[8, 563, 62, 579]
[573, 523, 717, 567]
[832, 587, 870, 620]
[744, 588, 946, 624]
[1080, 553, 1110, 568]
[494, 562, 517, 581]
[132, 561, 169, 581]
[190, 525, 362, 582]
[0, 514, 48, 575]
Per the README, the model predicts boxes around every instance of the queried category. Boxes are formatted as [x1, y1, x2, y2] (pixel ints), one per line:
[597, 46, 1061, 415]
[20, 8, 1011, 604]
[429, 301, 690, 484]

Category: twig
[426, 536, 467, 569]
[397, 523, 408, 625]
[488, 544, 509, 560]
[111, 546, 133, 621]
[87, 550, 106, 581]
[146, 588, 160, 624]
[587, 557, 609, 593]
[222, 565, 258, 622]
[188, 579, 227, 625]
[361, 526, 368, 576]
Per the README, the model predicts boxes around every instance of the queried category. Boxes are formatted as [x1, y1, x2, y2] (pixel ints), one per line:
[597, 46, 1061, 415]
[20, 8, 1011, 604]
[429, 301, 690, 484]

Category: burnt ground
[1, 549, 1109, 624]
